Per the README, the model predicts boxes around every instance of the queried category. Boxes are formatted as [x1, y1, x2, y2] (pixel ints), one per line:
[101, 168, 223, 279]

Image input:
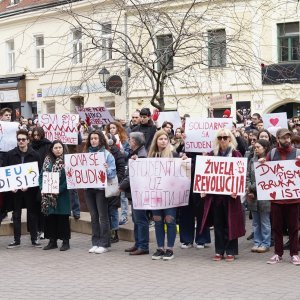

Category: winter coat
[131, 123, 157, 150]
[246, 155, 270, 213]
[31, 138, 51, 167]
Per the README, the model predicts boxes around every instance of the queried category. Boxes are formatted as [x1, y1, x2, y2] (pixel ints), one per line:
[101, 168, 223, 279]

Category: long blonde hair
[148, 130, 173, 158]
[213, 128, 237, 156]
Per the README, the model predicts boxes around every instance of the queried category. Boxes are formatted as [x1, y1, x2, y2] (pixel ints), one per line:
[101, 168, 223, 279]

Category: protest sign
[193, 156, 247, 195]
[254, 160, 300, 201]
[41, 172, 60, 194]
[209, 94, 233, 107]
[38, 114, 79, 145]
[0, 162, 39, 192]
[76, 106, 113, 125]
[156, 111, 182, 131]
[129, 157, 191, 209]
[64, 152, 107, 189]
[185, 118, 232, 152]
[262, 112, 288, 137]
[0, 121, 19, 152]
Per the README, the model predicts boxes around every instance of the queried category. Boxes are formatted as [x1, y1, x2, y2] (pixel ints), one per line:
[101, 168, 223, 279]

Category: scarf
[277, 145, 293, 160]
[218, 146, 232, 157]
[41, 155, 64, 215]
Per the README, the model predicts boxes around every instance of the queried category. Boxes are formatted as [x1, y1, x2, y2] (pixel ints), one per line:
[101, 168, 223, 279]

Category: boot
[43, 239, 58, 250]
[110, 230, 119, 243]
[60, 239, 70, 251]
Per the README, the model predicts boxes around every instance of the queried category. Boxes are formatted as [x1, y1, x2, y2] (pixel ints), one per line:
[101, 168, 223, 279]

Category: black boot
[110, 230, 119, 243]
[43, 239, 58, 250]
[60, 240, 70, 251]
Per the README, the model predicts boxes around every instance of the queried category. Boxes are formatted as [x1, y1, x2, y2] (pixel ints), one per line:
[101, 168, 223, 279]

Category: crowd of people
[0, 106, 300, 266]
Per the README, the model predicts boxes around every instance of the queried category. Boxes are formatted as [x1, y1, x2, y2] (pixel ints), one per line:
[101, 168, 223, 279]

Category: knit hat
[223, 109, 231, 118]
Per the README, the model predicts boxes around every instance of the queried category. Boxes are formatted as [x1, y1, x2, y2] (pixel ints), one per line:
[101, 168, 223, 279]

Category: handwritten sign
[156, 111, 182, 131]
[262, 112, 288, 137]
[38, 114, 79, 145]
[209, 94, 233, 107]
[185, 118, 232, 153]
[129, 158, 191, 209]
[41, 172, 59, 194]
[76, 106, 113, 125]
[0, 121, 19, 152]
[193, 156, 247, 195]
[64, 152, 106, 189]
[0, 162, 39, 192]
[254, 160, 300, 200]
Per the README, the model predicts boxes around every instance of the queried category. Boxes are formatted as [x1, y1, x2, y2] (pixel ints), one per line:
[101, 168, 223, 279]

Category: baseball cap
[276, 128, 291, 138]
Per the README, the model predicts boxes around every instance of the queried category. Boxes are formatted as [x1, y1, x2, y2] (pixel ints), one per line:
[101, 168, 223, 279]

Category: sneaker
[257, 246, 270, 253]
[149, 220, 155, 227]
[39, 232, 45, 240]
[89, 246, 98, 253]
[225, 255, 235, 262]
[152, 249, 165, 260]
[213, 254, 223, 261]
[32, 241, 42, 248]
[7, 241, 20, 249]
[196, 243, 205, 249]
[291, 255, 300, 265]
[267, 254, 282, 264]
[163, 249, 174, 260]
[95, 246, 109, 254]
[119, 217, 128, 226]
[180, 243, 193, 249]
[251, 245, 259, 252]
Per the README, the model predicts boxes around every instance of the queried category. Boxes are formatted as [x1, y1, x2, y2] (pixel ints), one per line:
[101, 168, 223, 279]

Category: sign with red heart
[262, 112, 288, 137]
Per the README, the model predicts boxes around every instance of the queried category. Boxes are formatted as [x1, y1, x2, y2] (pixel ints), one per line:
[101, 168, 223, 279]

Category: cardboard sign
[64, 152, 107, 189]
[209, 94, 233, 107]
[185, 118, 232, 153]
[129, 157, 191, 209]
[193, 156, 247, 195]
[0, 121, 19, 152]
[156, 111, 182, 131]
[262, 112, 288, 137]
[254, 160, 300, 201]
[38, 114, 79, 145]
[76, 106, 113, 125]
[41, 172, 59, 194]
[0, 162, 39, 192]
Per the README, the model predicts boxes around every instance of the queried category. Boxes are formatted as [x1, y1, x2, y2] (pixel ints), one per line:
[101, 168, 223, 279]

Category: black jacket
[131, 123, 157, 150]
[109, 145, 126, 183]
[31, 138, 51, 167]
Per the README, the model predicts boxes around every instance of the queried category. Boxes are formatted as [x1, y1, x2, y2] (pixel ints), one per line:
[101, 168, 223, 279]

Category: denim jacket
[103, 149, 117, 179]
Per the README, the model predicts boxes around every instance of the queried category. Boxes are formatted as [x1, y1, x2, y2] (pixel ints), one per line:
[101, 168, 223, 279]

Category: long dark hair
[256, 139, 270, 157]
[84, 130, 109, 152]
[48, 140, 68, 162]
[32, 126, 45, 140]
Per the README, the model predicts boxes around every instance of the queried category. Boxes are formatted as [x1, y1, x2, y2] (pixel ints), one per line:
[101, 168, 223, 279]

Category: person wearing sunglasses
[4, 129, 42, 248]
[245, 131, 259, 160]
[200, 128, 245, 262]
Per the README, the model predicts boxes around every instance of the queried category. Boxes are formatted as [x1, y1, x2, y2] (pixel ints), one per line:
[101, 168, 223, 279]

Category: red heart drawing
[269, 118, 279, 127]
[270, 192, 276, 200]
[296, 160, 300, 168]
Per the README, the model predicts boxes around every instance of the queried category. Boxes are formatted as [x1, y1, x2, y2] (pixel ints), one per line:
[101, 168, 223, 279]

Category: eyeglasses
[250, 138, 257, 142]
[217, 136, 229, 141]
[17, 138, 27, 142]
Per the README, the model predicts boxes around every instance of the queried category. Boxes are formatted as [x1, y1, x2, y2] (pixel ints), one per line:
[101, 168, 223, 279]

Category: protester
[246, 139, 271, 253]
[84, 130, 116, 254]
[40, 140, 71, 251]
[245, 113, 261, 132]
[161, 121, 174, 139]
[171, 127, 184, 151]
[200, 128, 245, 262]
[128, 111, 141, 134]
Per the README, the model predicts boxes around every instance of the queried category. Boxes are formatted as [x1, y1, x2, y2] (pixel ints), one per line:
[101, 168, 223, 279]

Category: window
[101, 23, 112, 60]
[278, 22, 300, 62]
[208, 29, 226, 67]
[35, 35, 45, 69]
[72, 28, 83, 64]
[45, 101, 55, 113]
[9, 0, 20, 5]
[156, 34, 174, 71]
[7, 39, 15, 72]
[105, 100, 115, 117]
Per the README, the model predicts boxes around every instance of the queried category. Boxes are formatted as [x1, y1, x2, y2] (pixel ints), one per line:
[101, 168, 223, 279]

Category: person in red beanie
[223, 109, 231, 118]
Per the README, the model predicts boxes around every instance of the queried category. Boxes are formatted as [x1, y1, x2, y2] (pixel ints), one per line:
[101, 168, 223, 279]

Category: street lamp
[98, 67, 110, 87]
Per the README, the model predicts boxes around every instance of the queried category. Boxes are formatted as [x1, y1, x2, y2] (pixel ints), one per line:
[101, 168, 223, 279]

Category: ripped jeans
[152, 208, 177, 249]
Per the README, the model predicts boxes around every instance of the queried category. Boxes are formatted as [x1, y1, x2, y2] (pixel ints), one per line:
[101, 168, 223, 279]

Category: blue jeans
[109, 206, 119, 230]
[132, 208, 149, 250]
[252, 211, 271, 248]
[69, 189, 80, 217]
[153, 208, 177, 248]
[120, 192, 128, 219]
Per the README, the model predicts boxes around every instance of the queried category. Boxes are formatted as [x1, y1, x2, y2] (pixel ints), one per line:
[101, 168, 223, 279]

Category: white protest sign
[0, 121, 19, 152]
[64, 152, 107, 189]
[76, 106, 114, 125]
[193, 155, 247, 195]
[0, 162, 39, 192]
[262, 112, 288, 137]
[129, 157, 191, 209]
[185, 118, 232, 153]
[38, 114, 79, 145]
[254, 160, 300, 201]
[156, 111, 182, 131]
[41, 172, 60, 194]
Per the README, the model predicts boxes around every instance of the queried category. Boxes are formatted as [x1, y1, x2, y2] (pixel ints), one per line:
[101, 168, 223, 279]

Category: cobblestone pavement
[0, 219, 298, 300]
